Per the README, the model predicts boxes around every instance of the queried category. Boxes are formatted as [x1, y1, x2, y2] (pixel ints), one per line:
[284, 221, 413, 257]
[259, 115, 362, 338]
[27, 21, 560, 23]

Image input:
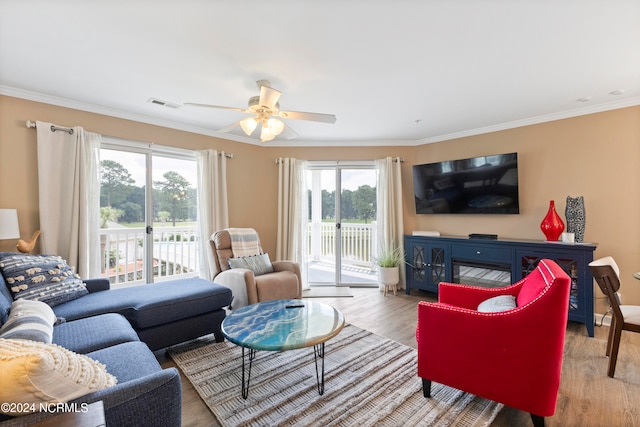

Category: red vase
[540, 200, 565, 241]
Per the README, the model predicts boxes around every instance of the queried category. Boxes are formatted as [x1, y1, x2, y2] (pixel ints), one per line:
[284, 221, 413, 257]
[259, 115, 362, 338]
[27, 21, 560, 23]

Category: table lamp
[0, 209, 41, 253]
[0, 209, 20, 241]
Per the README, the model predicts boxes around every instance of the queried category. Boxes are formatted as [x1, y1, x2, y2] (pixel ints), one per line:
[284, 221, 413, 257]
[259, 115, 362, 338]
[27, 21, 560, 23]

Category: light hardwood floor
[158, 288, 640, 427]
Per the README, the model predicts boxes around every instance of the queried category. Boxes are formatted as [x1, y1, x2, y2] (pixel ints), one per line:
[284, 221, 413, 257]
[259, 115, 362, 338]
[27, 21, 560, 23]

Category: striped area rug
[168, 325, 502, 427]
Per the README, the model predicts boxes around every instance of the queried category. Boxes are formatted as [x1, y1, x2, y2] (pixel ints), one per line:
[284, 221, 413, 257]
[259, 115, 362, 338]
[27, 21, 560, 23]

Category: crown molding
[0, 85, 266, 146]
[2, 85, 638, 147]
[417, 96, 640, 145]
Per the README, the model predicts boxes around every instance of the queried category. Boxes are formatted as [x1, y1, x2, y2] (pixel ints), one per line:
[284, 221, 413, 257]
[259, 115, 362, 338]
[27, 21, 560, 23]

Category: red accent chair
[416, 259, 571, 427]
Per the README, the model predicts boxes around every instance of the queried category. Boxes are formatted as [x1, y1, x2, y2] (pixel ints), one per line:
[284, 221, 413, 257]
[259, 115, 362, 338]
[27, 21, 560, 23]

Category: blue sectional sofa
[51, 277, 233, 351]
[0, 269, 233, 426]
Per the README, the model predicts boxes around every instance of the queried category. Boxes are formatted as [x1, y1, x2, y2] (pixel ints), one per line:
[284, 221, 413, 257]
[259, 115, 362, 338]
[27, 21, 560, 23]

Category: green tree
[125, 186, 145, 209]
[341, 189, 356, 220]
[120, 201, 143, 223]
[154, 172, 192, 225]
[157, 211, 171, 223]
[352, 185, 376, 222]
[322, 189, 335, 220]
[100, 206, 124, 228]
[101, 160, 134, 207]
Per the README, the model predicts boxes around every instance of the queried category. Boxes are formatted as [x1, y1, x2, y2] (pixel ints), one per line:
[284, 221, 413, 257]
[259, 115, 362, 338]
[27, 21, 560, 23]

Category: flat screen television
[413, 152, 519, 214]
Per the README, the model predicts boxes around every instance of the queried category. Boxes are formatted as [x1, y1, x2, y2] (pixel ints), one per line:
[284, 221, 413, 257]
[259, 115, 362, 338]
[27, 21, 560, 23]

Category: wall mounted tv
[413, 152, 519, 214]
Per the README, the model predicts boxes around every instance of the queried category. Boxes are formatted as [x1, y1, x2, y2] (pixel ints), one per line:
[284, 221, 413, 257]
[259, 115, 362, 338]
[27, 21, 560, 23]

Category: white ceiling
[1, 0, 639, 146]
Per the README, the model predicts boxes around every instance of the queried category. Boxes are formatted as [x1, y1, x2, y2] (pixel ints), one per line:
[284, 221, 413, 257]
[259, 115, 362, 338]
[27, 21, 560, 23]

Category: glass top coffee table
[221, 299, 345, 399]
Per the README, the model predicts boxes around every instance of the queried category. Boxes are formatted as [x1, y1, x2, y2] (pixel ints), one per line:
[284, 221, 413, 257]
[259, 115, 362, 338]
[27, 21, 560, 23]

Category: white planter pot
[378, 266, 400, 295]
[378, 266, 400, 285]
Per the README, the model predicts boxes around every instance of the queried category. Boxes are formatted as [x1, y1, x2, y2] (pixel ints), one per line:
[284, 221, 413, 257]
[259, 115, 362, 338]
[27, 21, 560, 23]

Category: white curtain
[375, 157, 405, 288]
[196, 149, 229, 280]
[36, 121, 101, 278]
[276, 158, 308, 289]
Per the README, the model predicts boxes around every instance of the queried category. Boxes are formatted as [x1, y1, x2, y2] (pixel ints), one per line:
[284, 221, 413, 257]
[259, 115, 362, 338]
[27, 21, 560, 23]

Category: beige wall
[1, 95, 639, 313]
[408, 107, 640, 313]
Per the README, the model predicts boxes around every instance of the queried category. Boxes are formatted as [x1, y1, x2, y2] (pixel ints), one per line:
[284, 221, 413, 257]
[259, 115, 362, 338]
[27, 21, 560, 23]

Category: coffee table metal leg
[313, 342, 325, 395]
[241, 347, 256, 399]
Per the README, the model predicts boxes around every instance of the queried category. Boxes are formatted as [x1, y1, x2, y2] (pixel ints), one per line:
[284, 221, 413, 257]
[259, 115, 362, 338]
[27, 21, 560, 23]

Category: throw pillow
[477, 295, 517, 313]
[0, 300, 56, 344]
[0, 253, 88, 307]
[0, 338, 117, 416]
[228, 253, 274, 276]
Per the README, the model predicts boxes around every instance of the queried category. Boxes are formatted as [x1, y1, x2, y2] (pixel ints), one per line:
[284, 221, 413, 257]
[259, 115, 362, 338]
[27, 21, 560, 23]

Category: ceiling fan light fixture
[260, 126, 276, 142]
[239, 117, 258, 135]
[187, 78, 336, 142]
[267, 118, 285, 136]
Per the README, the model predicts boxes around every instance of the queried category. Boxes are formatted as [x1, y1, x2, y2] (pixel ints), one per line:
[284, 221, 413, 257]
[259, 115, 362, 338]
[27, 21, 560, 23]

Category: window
[98, 138, 198, 286]
[304, 161, 378, 286]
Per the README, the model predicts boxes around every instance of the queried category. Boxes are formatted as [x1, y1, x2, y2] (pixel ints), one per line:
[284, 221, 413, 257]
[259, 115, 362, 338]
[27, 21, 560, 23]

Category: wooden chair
[589, 256, 640, 378]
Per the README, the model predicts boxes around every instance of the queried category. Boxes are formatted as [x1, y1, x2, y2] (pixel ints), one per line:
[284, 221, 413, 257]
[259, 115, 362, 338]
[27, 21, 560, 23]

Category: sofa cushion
[87, 341, 162, 383]
[0, 338, 117, 416]
[477, 295, 517, 313]
[0, 299, 56, 343]
[52, 278, 232, 329]
[53, 313, 140, 354]
[0, 273, 13, 325]
[0, 253, 88, 307]
[228, 253, 274, 276]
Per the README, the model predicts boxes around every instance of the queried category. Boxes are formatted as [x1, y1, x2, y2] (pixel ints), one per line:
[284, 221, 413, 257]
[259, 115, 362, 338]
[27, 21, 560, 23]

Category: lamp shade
[260, 126, 276, 142]
[0, 209, 20, 240]
[239, 117, 258, 135]
[267, 118, 285, 136]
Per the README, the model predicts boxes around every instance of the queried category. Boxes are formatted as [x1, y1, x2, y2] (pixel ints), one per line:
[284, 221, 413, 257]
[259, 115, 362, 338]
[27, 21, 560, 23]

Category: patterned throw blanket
[227, 228, 262, 257]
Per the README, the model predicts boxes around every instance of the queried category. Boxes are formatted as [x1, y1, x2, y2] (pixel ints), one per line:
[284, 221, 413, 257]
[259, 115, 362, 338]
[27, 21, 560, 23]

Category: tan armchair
[210, 229, 302, 308]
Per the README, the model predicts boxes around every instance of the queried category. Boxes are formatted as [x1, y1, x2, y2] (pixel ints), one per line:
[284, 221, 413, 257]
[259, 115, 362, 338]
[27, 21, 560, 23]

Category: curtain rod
[26, 120, 74, 135]
[276, 157, 404, 164]
[26, 120, 234, 158]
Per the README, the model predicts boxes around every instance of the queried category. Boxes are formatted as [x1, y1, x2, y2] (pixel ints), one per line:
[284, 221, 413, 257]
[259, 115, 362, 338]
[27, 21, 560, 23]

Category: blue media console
[404, 234, 598, 337]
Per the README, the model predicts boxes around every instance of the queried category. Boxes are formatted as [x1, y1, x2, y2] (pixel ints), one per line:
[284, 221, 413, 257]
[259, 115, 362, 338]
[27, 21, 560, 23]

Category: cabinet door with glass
[516, 250, 593, 337]
[405, 236, 450, 294]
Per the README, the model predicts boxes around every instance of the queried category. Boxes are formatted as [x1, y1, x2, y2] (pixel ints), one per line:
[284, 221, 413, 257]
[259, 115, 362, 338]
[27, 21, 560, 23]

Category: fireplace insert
[452, 259, 511, 288]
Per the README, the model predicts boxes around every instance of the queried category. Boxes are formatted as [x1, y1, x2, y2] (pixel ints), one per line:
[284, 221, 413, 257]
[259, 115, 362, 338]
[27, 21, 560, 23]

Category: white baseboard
[594, 312, 612, 328]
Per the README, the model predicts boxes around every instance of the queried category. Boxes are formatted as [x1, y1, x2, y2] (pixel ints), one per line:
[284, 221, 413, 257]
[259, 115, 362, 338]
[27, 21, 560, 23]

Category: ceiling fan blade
[184, 103, 248, 113]
[259, 85, 282, 110]
[280, 122, 299, 140]
[218, 120, 243, 133]
[279, 110, 337, 124]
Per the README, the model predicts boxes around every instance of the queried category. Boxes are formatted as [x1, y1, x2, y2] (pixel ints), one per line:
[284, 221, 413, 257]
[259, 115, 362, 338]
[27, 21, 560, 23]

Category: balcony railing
[307, 221, 377, 269]
[99, 225, 198, 286]
[100, 221, 377, 287]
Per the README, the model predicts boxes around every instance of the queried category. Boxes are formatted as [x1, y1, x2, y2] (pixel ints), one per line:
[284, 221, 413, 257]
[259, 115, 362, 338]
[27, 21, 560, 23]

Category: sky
[309, 169, 376, 192]
[101, 149, 198, 189]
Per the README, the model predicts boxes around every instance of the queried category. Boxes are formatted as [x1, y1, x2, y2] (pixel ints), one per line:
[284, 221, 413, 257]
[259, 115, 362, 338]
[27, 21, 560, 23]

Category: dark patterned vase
[540, 200, 565, 241]
[565, 196, 585, 243]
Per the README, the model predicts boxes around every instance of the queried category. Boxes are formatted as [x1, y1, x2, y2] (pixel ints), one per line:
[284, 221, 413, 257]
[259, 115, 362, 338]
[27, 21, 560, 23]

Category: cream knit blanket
[227, 228, 262, 258]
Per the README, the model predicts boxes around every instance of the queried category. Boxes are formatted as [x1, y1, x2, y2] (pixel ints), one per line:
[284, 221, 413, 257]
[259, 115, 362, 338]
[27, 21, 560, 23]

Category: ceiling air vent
[148, 98, 181, 109]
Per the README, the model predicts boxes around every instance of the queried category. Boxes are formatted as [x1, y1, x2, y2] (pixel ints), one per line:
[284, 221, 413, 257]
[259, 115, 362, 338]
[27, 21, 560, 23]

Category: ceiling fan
[185, 80, 337, 142]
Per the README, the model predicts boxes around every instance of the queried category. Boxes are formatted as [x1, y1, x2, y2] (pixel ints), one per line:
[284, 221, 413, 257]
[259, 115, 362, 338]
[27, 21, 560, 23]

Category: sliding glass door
[98, 140, 198, 287]
[305, 163, 378, 286]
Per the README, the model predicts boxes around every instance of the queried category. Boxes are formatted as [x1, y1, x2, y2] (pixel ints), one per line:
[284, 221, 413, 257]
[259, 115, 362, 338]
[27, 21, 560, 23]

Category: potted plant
[376, 246, 404, 295]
